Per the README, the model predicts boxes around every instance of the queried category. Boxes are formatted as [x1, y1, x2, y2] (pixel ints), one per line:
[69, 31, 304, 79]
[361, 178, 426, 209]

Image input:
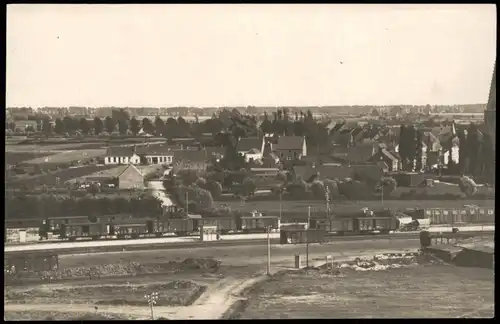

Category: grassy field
[241, 264, 494, 318]
[5, 152, 58, 165]
[218, 199, 496, 216]
[4, 310, 137, 321]
[21, 149, 106, 165]
[5, 281, 205, 307]
[7, 164, 117, 187]
[5, 143, 106, 153]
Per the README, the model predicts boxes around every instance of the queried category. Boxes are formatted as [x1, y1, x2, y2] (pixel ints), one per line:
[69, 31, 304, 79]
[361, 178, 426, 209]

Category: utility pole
[306, 206, 311, 268]
[185, 191, 189, 216]
[381, 185, 384, 208]
[279, 192, 283, 221]
[267, 226, 271, 276]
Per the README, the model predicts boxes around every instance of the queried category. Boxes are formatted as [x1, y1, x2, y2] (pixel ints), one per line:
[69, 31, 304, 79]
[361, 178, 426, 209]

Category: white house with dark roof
[104, 147, 141, 165]
[236, 137, 265, 162]
[274, 136, 307, 161]
[104, 145, 174, 165]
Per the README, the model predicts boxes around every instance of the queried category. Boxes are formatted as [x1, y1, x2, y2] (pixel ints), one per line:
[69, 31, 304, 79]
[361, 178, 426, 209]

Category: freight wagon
[241, 216, 280, 233]
[316, 216, 398, 235]
[200, 217, 238, 234]
[421, 207, 495, 225]
[151, 215, 201, 237]
[61, 222, 111, 241]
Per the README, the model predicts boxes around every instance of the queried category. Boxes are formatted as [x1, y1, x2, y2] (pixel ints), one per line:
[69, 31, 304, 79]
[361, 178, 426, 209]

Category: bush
[241, 178, 257, 197]
[204, 180, 222, 200]
[286, 180, 308, 200]
[310, 180, 326, 200]
[323, 178, 340, 199]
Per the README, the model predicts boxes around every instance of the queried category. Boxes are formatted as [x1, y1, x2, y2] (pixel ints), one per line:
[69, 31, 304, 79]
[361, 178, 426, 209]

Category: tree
[260, 112, 273, 134]
[323, 179, 340, 198]
[204, 180, 222, 200]
[142, 118, 155, 135]
[54, 118, 65, 135]
[286, 180, 308, 200]
[93, 117, 104, 135]
[130, 117, 140, 136]
[79, 118, 90, 135]
[154, 117, 165, 137]
[241, 178, 256, 198]
[176, 117, 190, 138]
[63, 116, 76, 134]
[458, 176, 477, 197]
[415, 130, 423, 171]
[104, 116, 116, 134]
[457, 129, 468, 174]
[195, 177, 207, 188]
[177, 170, 199, 186]
[7, 122, 16, 132]
[310, 180, 326, 199]
[118, 119, 128, 135]
[378, 177, 397, 195]
[42, 119, 52, 135]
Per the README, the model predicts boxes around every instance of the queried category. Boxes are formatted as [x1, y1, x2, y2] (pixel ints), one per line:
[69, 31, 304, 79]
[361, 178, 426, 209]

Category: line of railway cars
[39, 212, 282, 241]
[406, 206, 495, 225]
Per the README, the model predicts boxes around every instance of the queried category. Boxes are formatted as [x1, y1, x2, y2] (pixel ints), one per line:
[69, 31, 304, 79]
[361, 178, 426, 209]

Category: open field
[218, 199, 496, 216]
[7, 164, 118, 187]
[5, 152, 58, 165]
[5, 143, 106, 153]
[21, 149, 106, 165]
[241, 264, 495, 318]
[4, 310, 138, 321]
[5, 280, 205, 307]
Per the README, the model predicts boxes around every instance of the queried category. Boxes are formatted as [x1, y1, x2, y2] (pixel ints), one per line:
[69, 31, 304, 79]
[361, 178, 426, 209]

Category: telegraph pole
[267, 226, 271, 276]
[185, 191, 189, 216]
[306, 206, 311, 268]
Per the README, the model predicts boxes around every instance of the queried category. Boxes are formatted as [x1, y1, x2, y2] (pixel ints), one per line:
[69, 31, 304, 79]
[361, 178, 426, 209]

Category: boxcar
[61, 222, 109, 241]
[241, 216, 279, 233]
[114, 223, 148, 239]
[201, 217, 237, 234]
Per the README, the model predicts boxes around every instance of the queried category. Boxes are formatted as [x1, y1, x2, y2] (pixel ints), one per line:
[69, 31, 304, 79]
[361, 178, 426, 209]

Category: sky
[6, 4, 497, 108]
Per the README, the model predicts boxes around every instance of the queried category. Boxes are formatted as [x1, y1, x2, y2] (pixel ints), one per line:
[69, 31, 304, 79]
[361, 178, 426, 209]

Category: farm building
[105, 145, 174, 165]
[274, 136, 307, 161]
[70, 164, 150, 189]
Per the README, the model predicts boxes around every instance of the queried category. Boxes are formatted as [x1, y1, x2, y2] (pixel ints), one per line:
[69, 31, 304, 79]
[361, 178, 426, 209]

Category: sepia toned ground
[241, 263, 495, 319]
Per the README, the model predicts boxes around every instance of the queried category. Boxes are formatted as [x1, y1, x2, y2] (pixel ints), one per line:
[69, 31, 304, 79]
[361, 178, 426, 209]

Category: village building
[274, 136, 307, 161]
[104, 145, 174, 165]
[236, 137, 265, 162]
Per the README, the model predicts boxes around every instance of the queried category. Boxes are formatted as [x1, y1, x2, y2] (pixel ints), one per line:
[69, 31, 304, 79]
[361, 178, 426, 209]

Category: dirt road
[60, 237, 421, 269]
[4, 275, 268, 320]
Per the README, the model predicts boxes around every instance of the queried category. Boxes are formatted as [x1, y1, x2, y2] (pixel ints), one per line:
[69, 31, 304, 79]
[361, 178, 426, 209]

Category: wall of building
[118, 167, 145, 189]
[105, 154, 141, 165]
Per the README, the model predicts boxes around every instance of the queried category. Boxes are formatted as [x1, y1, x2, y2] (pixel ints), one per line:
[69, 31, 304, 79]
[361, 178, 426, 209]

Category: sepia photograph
[4, 4, 496, 320]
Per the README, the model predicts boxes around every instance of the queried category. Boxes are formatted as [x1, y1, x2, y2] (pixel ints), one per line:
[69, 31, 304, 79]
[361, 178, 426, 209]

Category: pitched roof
[77, 164, 132, 180]
[275, 136, 305, 150]
[237, 137, 262, 152]
[332, 142, 376, 163]
[135, 145, 174, 156]
[105, 146, 135, 157]
[172, 149, 210, 163]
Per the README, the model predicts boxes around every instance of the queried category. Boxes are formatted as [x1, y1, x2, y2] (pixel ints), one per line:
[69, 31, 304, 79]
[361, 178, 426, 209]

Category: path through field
[4, 275, 267, 320]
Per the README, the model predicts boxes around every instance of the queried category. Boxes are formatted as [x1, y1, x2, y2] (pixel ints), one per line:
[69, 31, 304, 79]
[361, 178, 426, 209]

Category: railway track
[5, 231, 494, 256]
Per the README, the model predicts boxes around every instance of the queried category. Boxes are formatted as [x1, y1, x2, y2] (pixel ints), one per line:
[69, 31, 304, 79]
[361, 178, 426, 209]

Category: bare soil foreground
[240, 255, 495, 319]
